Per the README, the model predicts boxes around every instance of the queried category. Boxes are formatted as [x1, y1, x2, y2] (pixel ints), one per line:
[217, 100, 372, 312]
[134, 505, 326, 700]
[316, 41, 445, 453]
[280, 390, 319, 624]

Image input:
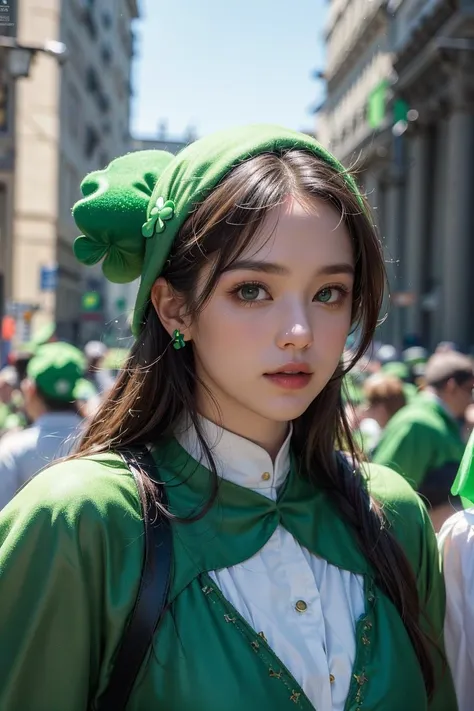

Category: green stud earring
[172, 329, 186, 350]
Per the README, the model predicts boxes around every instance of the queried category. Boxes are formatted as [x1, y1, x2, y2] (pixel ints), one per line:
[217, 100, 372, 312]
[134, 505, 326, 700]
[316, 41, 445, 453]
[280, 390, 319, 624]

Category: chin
[256, 401, 313, 423]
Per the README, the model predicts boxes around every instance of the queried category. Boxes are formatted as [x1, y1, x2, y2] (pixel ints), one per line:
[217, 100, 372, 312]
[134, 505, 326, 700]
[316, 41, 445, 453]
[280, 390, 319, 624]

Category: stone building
[387, 0, 474, 349]
[1, 0, 138, 344]
[318, 0, 474, 351]
[317, 0, 396, 343]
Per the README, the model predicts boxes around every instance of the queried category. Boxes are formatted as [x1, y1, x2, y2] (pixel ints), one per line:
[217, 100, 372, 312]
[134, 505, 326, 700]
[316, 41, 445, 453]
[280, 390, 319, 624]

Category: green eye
[239, 284, 263, 301]
[317, 288, 333, 303]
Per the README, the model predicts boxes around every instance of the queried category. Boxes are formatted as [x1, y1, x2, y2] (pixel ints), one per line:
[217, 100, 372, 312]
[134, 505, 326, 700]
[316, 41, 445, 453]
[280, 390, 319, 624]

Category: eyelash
[229, 281, 351, 308]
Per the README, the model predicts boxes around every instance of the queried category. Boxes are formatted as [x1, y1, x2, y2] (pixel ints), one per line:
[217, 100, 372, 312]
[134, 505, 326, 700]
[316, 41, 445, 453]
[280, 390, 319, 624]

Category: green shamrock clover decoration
[141, 197, 175, 238]
[172, 329, 186, 350]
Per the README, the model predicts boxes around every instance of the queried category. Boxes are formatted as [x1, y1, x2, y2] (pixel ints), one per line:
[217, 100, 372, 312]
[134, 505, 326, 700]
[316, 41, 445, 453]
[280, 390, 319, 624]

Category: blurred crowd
[343, 340, 474, 530]
[0, 326, 127, 509]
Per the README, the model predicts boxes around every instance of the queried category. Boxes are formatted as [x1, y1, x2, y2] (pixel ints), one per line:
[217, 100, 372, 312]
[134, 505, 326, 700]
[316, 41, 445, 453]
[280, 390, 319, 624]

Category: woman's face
[188, 195, 354, 439]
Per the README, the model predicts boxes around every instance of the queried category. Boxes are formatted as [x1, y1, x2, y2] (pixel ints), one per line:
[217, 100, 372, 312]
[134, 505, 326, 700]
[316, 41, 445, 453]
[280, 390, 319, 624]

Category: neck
[425, 388, 458, 418]
[196, 392, 289, 461]
[27, 401, 48, 422]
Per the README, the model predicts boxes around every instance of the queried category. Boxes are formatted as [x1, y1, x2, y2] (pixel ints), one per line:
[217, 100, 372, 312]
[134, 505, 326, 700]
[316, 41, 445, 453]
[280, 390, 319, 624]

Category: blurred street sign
[5, 301, 40, 344]
[82, 291, 102, 312]
[368, 80, 388, 129]
[6, 301, 39, 317]
[40, 264, 58, 291]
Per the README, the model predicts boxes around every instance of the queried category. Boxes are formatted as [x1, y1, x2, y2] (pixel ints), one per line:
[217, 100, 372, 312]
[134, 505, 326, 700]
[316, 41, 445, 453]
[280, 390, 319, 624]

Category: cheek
[192, 300, 269, 348]
[316, 309, 352, 348]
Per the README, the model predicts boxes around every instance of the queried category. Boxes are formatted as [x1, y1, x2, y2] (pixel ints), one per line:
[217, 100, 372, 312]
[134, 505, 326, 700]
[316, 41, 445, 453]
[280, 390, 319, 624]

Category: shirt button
[295, 600, 308, 613]
[261, 472, 271, 481]
[329, 674, 335, 684]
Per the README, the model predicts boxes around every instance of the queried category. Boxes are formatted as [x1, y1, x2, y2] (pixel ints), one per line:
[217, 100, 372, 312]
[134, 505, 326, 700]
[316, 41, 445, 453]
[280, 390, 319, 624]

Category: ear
[444, 378, 457, 395]
[151, 278, 191, 342]
[21, 378, 37, 400]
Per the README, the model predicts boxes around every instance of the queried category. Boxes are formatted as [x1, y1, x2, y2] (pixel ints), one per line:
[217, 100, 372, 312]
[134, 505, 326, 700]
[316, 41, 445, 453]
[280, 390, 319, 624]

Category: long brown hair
[78, 149, 436, 697]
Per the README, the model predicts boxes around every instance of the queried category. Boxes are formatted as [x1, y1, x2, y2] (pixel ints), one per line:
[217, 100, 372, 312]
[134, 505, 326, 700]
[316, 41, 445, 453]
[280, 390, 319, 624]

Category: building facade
[318, 0, 474, 351]
[3, 0, 138, 345]
[387, 0, 474, 350]
[317, 0, 396, 344]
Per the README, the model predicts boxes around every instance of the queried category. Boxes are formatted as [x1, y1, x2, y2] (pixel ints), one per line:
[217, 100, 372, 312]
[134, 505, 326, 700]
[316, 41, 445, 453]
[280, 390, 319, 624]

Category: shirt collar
[175, 415, 292, 499]
[35, 412, 82, 428]
[422, 391, 457, 421]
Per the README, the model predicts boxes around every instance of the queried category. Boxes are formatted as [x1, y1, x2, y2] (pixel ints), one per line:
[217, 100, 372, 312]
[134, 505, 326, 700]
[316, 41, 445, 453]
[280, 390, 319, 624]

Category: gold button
[261, 472, 271, 481]
[295, 600, 308, 613]
[329, 674, 335, 684]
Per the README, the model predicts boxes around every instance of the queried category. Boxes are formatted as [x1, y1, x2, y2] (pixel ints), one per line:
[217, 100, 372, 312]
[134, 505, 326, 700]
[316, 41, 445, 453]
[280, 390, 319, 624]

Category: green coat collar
[412, 393, 462, 437]
[154, 438, 371, 602]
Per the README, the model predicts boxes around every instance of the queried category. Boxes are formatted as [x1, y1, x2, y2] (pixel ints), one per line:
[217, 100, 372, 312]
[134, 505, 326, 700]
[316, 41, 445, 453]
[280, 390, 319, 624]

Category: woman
[439, 430, 474, 711]
[0, 126, 455, 710]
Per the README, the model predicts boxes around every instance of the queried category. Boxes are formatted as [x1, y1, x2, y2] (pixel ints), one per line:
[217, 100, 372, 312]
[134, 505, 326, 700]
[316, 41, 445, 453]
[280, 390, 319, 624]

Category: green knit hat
[27, 342, 86, 401]
[73, 124, 363, 337]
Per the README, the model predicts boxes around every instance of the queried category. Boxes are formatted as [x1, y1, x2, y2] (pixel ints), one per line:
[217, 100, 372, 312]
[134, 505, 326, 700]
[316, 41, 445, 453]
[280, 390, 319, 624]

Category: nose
[275, 306, 313, 351]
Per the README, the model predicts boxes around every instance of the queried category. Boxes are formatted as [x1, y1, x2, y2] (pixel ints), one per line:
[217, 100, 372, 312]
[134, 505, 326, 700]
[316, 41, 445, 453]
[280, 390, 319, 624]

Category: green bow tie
[154, 439, 373, 602]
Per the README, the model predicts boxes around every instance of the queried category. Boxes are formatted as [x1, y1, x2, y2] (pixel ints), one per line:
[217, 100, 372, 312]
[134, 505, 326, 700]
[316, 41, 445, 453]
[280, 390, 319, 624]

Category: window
[101, 10, 112, 29]
[0, 82, 9, 133]
[82, 4, 98, 40]
[86, 66, 99, 94]
[84, 124, 100, 159]
[99, 152, 109, 169]
[97, 92, 110, 113]
[67, 83, 81, 139]
[85, 66, 110, 113]
[101, 45, 112, 66]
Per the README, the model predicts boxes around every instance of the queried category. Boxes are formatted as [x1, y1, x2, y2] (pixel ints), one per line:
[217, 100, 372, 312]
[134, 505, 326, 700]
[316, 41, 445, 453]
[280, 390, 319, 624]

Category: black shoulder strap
[94, 445, 172, 711]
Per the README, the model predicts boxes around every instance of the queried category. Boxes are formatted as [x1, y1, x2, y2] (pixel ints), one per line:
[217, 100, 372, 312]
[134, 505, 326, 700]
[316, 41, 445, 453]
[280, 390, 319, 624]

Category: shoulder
[0, 452, 142, 546]
[439, 508, 474, 559]
[385, 402, 440, 434]
[439, 509, 474, 602]
[362, 460, 422, 508]
[361, 462, 434, 566]
[0, 426, 39, 456]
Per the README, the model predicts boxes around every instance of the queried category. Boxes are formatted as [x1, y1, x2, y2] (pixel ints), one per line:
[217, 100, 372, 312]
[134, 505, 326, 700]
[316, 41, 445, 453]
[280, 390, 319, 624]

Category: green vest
[373, 393, 465, 490]
[0, 438, 456, 710]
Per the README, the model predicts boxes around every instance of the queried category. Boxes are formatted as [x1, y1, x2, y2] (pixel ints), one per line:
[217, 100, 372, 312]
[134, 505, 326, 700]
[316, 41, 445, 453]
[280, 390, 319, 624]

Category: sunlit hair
[75, 149, 437, 698]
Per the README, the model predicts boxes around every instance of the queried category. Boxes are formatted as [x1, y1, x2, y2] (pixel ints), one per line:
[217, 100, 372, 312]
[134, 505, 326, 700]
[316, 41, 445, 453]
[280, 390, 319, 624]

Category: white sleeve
[438, 509, 474, 711]
[0, 437, 22, 511]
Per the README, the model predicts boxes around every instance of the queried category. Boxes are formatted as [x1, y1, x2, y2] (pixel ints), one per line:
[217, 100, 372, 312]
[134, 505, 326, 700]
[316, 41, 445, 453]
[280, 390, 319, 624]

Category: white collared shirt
[0, 412, 82, 510]
[177, 417, 365, 711]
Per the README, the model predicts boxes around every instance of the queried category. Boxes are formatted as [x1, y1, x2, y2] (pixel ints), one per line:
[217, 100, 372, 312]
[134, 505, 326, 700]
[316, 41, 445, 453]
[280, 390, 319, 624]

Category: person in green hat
[0, 342, 85, 509]
[438, 431, 474, 711]
[0, 126, 455, 710]
[373, 350, 474, 531]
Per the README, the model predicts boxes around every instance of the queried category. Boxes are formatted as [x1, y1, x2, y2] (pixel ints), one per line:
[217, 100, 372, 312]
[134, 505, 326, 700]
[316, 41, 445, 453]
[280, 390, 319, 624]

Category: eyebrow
[223, 260, 355, 277]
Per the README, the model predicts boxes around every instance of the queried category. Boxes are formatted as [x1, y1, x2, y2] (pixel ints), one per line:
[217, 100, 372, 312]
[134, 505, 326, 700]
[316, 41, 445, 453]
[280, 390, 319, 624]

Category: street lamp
[0, 36, 68, 79]
[7, 47, 34, 78]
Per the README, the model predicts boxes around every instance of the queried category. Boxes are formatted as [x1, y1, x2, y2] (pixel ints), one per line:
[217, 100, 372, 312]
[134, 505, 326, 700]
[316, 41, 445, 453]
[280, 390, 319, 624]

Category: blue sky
[131, 0, 327, 141]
